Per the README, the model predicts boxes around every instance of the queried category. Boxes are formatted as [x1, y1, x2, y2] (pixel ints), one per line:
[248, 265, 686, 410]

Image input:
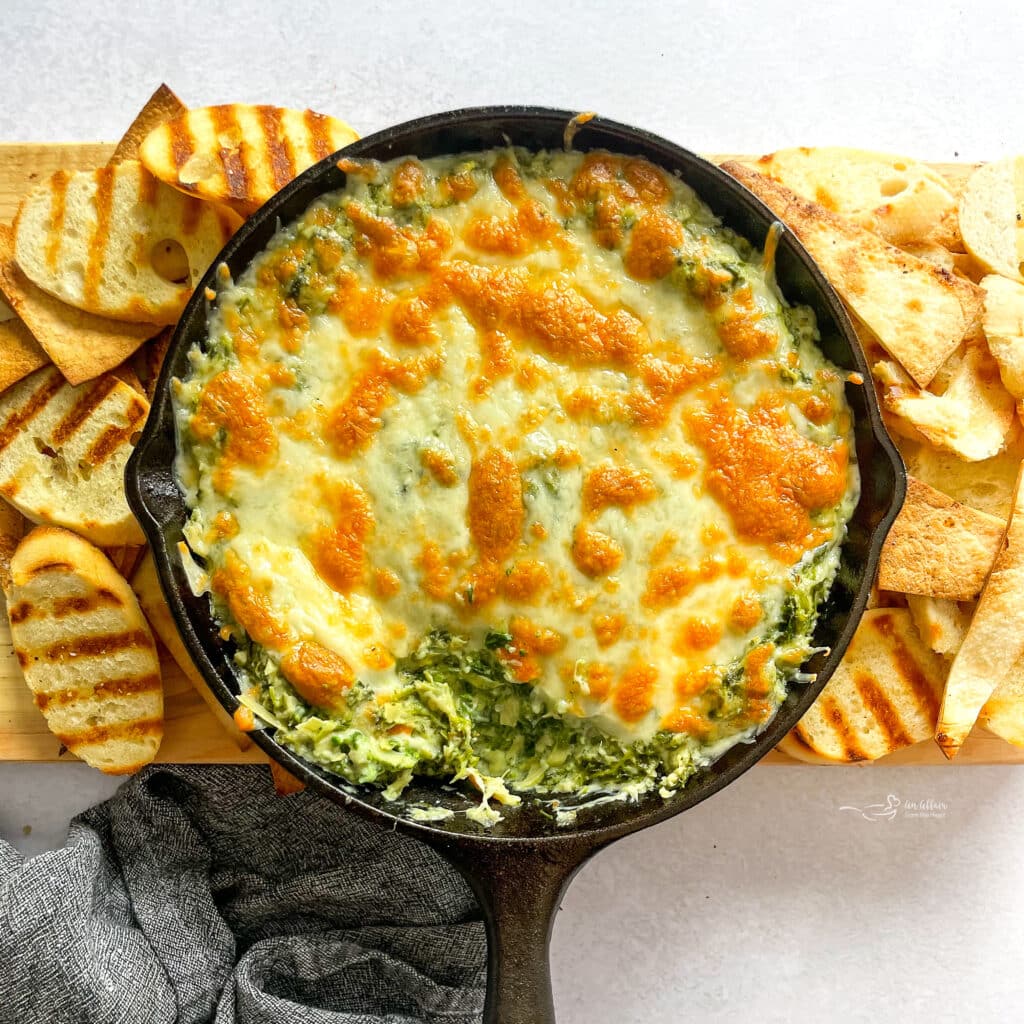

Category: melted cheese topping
[177, 148, 857, 784]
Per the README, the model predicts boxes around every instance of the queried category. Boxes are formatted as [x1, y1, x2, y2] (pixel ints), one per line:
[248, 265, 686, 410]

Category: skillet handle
[437, 839, 598, 1024]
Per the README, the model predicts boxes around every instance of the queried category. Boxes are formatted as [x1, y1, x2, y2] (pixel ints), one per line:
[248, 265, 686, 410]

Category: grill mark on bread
[52, 375, 119, 444]
[182, 196, 202, 236]
[305, 110, 333, 159]
[169, 116, 194, 171]
[852, 670, 913, 748]
[22, 628, 155, 664]
[55, 715, 162, 749]
[139, 168, 159, 206]
[25, 560, 74, 577]
[816, 695, 869, 761]
[258, 106, 295, 189]
[45, 170, 69, 271]
[872, 611, 941, 721]
[0, 371, 63, 453]
[212, 105, 249, 200]
[9, 587, 124, 623]
[83, 416, 145, 468]
[53, 587, 124, 616]
[8, 600, 33, 623]
[133, 230, 150, 282]
[84, 166, 116, 308]
[34, 672, 161, 711]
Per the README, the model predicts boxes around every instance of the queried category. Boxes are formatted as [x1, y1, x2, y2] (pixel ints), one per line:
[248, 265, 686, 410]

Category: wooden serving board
[0, 142, 1014, 768]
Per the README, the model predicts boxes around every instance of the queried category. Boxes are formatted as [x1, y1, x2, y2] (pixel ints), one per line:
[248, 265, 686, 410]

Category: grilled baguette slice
[13, 160, 238, 324]
[794, 608, 947, 762]
[139, 104, 358, 215]
[0, 497, 24, 595]
[0, 366, 148, 545]
[776, 730, 847, 765]
[0, 224, 156, 385]
[8, 525, 163, 773]
[131, 548, 251, 752]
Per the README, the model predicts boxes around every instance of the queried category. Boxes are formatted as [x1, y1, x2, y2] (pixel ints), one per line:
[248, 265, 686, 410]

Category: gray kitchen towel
[0, 765, 486, 1024]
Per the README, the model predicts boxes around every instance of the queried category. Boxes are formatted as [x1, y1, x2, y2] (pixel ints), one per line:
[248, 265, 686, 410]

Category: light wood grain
[0, 142, 1013, 769]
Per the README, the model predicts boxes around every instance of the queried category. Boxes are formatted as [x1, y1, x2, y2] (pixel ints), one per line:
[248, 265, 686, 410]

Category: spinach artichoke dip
[176, 148, 858, 823]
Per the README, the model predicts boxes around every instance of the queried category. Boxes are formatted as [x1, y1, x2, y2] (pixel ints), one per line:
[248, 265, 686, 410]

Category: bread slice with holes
[13, 160, 238, 324]
[794, 608, 947, 762]
[0, 224, 156, 385]
[743, 147, 957, 247]
[8, 525, 162, 773]
[0, 365, 148, 545]
[139, 104, 358, 215]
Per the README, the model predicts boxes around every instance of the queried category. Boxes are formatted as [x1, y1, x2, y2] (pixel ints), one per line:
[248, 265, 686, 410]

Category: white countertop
[3, 2, 1023, 1020]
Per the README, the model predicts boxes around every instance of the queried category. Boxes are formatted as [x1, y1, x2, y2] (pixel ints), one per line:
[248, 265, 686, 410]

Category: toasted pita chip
[980, 658, 1024, 748]
[131, 549, 251, 751]
[0, 225, 156, 384]
[269, 760, 306, 796]
[959, 156, 1024, 284]
[901, 241, 956, 272]
[9, 525, 163, 773]
[936, 463, 1024, 758]
[848, 310, 890, 363]
[748, 147, 956, 247]
[0, 317, 48, 393]
[951, 251, 987, 284]
[0, 497, 23, 595]
[981, 274, 1024, 398]
[905, 595, 975, 658]
[110, 84, 187, 164]
[932, 209, 966, 255]
[722, 162, 981, 388]
[14, 161, 238, 324]
[900, 434, 1022, 519]
[794, 608, 946, 762]
[139, 104, 359, 216]
[878, 476, 1005, 600]
[878, 341, 1015, 461]
[0, 366, 148, 546]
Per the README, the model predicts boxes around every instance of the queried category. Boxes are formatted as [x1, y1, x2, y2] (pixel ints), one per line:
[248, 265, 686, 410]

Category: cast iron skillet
[126, 107, 905, 1023]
